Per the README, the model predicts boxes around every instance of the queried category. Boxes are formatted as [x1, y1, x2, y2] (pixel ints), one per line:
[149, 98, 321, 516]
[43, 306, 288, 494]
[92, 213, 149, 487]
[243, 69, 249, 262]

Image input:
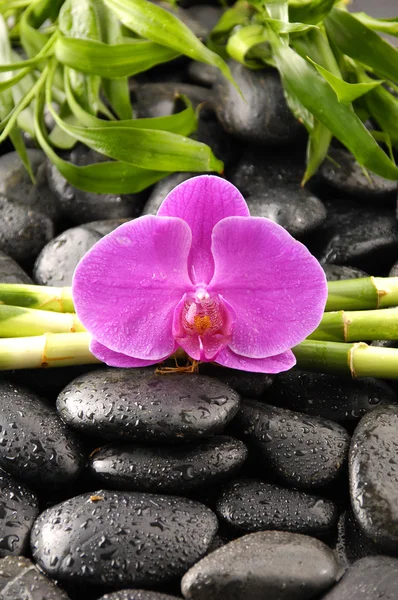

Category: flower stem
[309, 307, 398, 342]
[325, 277, 398, 311]
[293, 340, 398, 378]
[0, 283, 74, 312]
[0, 305, 85, 337]
[0, 332, 99, 369]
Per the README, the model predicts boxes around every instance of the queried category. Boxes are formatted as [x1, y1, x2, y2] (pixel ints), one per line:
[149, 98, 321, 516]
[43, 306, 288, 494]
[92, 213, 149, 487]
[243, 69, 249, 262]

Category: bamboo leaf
[363, 83, 398, 147]
[289, 0, 338, 25]
[351, 12, 398, 37]
[325, 8, 398, 83]
[303, 120, 332, 185]
[226, 25, 273, 68]
[265, 18, 318, 35]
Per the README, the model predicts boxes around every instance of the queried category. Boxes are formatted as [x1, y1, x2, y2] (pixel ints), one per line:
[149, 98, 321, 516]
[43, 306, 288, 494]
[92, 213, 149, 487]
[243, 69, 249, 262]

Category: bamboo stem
[309, 307, 398, 342]
[0, 305, 85, 337]
[0, 283, 74, 312]
[326, 277, 398, 311]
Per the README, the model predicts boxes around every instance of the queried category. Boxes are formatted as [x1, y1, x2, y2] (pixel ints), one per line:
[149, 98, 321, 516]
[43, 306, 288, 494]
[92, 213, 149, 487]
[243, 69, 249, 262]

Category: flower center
[182, 289, 225, 337]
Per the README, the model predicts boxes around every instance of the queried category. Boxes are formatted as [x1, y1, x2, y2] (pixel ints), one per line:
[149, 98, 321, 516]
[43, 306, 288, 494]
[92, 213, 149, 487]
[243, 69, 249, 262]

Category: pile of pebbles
[1, 6, 398, 596]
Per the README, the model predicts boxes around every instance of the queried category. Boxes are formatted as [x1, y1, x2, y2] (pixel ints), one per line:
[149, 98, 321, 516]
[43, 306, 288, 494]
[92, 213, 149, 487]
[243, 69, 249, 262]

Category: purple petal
[208, 217, 327, 358]
[72, 216, 194, 360]
[157, 175, 249, 285]
[216, 347, 296, 373]
[90, 339, 173, 367]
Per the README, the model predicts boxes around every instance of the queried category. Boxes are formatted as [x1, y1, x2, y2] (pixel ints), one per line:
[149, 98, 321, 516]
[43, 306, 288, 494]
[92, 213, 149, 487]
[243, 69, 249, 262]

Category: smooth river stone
[216, 479, 338, 537]
[322, 264, 368, 281]
[349, 404, 398, 551]
[0, 556, 71, 600]
[234, 399, 350, 488]
[0, 251, 33, 284]
[0, 381, 84, 487]
[31, 490, 218, 587]
[57, 368, 240, 442]
[181, 531, 342, 600]
[321, 555, 398, 600]
[98, 592, 180, 600]
[89, 436, 248, 493]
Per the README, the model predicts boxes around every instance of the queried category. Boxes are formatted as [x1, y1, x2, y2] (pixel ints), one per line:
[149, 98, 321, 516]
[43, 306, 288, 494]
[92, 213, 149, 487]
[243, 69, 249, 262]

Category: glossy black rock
[0, 471, 39, 556]
[322, 264, 368, 281]
[57, 368, 240, 442]
[349, 404, 398, 551]
[89, 436, 248, 493]
[0, 251, 33, 284]
[216, 479, 338, 537]
[98, 591, 180, 600]
[0, 380, 84, 486]
[0, 556, 71, 599]
[31, 490, 218, 587]
[181, 531, 341, 600]
[234, 399, 350, 488]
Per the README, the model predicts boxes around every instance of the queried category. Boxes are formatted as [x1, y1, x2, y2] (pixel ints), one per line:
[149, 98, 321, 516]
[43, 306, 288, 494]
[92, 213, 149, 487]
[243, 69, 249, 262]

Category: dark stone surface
[187, 62, 218, 87]
[181, 531, 342, 600]
[0, 380, 84, 487]
[31, 490, 218, 587]
[200, 364, 273, 397]
[349, 404, 398, 551]
[268, 369, 397, 425]
[0, 471, 39, 557]
[214, 62, 303, 145]
[0, 556, 71, 599]
[216, 479, 338, 537]
[234, 399, 350, 488]
[89, 436, 248, 493]
[98, 592, 180, 600]
[321, 555, 398, 600]
[332, 510, 379, 566]
[143, 174, 196, 215]
[322, 264, 368, 281]
[57, 368, 240, 442]
[131, 83, 215, 118]
[33, 225, 102, 286]
[0, 251, 33, 284]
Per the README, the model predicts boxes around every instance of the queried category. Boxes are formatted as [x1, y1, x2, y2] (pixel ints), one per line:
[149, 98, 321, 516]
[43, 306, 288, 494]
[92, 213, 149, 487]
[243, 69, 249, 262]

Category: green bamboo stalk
[0, 283, 74, 312]
[0, 305, 85, 337]
[309, 307, 398, 342]
[0, 332, 100, 369]
[293, 340, 398, 378]
[326, 277, 398, 311]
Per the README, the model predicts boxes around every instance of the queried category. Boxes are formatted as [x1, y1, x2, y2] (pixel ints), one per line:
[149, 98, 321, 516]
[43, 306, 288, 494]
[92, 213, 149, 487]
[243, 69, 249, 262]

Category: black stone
[389, 260, 398, 276]
[98, 592, 180, 600]
[349, 404, 398, 552]
[216, 479, 338, 537]
[0, 471, 39, 557]
[47, 147, 143, 225]
[33, 225, 102, 286]
[0, 380, 84, 487]
[0, 251, 33, 284]
[332, 510, 379, 567]
[320, 148, 397, 200]
[322, 264, 368, 281]
[57, 368, 240, 442]
[200, 363, 273, 397]
[0, 195, 54, 267]
[89, 436, 248, 493]
[85, 219, 131, 237]
[31, 490, 218, 587]
[321, 555, 398, 600]
[131, 83, 215, 118]
[214, 62, 303, 145]
[268, 369, 397, 425]
[187, 62, 218, 87]
[185, 5, 222, 36]
[0, 556, 71, 599]
[234, 399, 350, 488]
[181, 531, 342, 600]
[143, 174, 196, 215]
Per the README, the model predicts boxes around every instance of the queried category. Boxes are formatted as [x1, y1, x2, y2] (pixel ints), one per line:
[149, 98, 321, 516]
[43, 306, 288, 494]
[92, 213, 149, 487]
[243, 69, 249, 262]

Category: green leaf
[289, 0, 338, 25]
[272, 42, 398, 180]
[226, 25, 273, 68]
[10, 58, 37, 138]
[55, 36, 180, 78]
[19, 0, 49, 57]
[307, 57, 384, 104]
[48, 102, 79, 149]
[104, 0, 236, 88]
[265, 18, 318, 35]
[293, 28, 341, 76]
[210, 1, 252, 42]
[0, 52, 53, 72]
[325, 8, 398, 83]
[363, 82, 398, 147]
[303, 120, 332, 184]
[351, 12, 398, 37]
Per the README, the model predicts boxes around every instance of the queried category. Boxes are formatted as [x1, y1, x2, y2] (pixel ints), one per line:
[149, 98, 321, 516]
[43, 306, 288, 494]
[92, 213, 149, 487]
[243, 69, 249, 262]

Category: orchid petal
[73, 216, 194, 360]
[90, 339, 174, 367]
[208, 217, 327, 358]
[157, 175, 249, 285]
[216, 347, 296, 373]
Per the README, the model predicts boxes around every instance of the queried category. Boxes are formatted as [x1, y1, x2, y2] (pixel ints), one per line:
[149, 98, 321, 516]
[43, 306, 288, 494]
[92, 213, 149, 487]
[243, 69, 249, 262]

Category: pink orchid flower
[72, 175, 327, 373]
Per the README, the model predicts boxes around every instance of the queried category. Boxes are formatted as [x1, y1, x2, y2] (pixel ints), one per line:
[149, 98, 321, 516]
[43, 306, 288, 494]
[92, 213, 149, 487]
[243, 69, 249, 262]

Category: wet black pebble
[216, 479, 338, 538]
[214, 61, 302, 145]
[320, 148, 397, 200]
[321, 555, 398, 600]
[143, 173, 195, 215]
[0, 251, 33, 284]
[268, 369, 397, 425]
[98, 591, 180, 600]
[33, 225, 102, 286]
[131, 83, 215, 118]
[57, 368, 240, 442]
[0, 380, 84, 487]
[181, 530, 342, 600]
[200, 363, 273, 397]
[0, 555, 71, 599]
[0, 195, 54, 267]
[322, 264, 368, 281]
[89, 436, 248, 493]
[31, 490, 218, 587]
[0, 471, 39, 556]
[234, 399, 350, 488]
[349, 404, 398, 551]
